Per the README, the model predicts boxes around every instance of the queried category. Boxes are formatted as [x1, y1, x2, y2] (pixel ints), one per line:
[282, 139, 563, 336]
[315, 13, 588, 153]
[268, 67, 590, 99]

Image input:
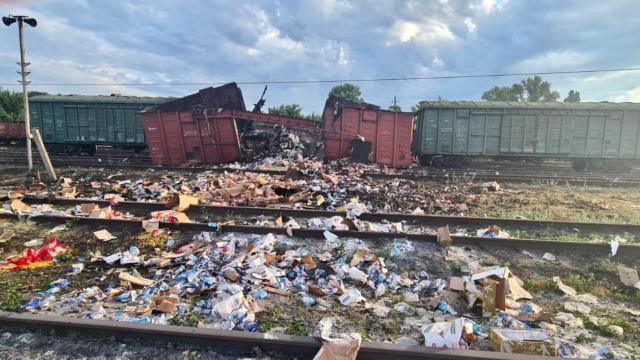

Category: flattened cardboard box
[489, 328, 556, 356]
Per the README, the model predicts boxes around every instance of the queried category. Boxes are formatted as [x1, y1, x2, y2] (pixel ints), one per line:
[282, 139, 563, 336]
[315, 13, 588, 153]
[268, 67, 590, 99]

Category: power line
[0, 66, 639, 86]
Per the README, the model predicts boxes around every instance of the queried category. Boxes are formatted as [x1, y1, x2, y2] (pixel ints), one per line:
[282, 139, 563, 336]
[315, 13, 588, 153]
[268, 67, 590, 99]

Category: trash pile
[0, 217, 635, 359]
[240, 124, 324, 163]
[38, 170, 496, 216]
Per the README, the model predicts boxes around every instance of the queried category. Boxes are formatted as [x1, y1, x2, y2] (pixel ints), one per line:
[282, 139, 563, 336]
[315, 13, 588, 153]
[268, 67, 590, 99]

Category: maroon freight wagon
[322, 97, 414, 168]
[140, 83, 245, 165]
[141, 84, 415, 168]
[0, 121, 26, 142]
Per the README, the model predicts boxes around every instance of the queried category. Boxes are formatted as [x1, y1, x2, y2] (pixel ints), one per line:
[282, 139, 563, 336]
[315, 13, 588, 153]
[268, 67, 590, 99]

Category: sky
[0, 0, 638, 114]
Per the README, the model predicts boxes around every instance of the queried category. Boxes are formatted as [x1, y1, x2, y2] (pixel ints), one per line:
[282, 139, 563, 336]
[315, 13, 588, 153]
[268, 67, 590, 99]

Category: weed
[286, 305, 307, 336]
[335, 241, 346, 260]
[565, 273, 603, 294]
[137, 231, 169, 250]
[576, 314, 627, 339]
[54, 251, 74, 264]
[383, 322, 398, 337]
[64, 219, 77, 229]
[0, 273, 23, 311]
[449, 262, 462, 274]
[523, 278, 560, 293]
[169, 309, 203, 327]
[260, 308, 282, 332]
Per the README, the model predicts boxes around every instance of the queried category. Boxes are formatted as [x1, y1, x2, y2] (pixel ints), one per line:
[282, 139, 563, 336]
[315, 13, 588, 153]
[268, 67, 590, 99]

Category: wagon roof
[29, 94, 169, 104]
[418, 100, 640, 110]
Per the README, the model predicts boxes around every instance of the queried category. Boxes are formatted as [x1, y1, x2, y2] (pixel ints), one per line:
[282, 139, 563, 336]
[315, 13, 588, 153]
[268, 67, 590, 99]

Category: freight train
[414, 101, 640, 170]
[0, 94, 167, 154]
[1, 86, 639, 170]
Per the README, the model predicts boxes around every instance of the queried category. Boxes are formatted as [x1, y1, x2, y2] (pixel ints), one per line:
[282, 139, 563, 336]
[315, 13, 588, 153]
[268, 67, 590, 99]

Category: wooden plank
[31, 128, 57, 181]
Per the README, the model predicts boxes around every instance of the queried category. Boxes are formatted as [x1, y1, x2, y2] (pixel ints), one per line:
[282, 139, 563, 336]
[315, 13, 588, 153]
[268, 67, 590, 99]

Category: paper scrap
[617, 266, 640, 289]
[94, 229, 116, 241]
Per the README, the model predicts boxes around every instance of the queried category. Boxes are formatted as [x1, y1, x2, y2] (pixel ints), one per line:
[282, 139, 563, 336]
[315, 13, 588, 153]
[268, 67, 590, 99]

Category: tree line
[0, 76, 581, 122]
[269, 75, 581, 119]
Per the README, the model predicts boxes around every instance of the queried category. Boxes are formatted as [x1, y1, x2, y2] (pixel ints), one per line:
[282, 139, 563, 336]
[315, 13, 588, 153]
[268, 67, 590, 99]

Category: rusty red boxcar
[322, 97, 414, 168]
[140, 83, 245, 165]
[0, 121, 26, 142]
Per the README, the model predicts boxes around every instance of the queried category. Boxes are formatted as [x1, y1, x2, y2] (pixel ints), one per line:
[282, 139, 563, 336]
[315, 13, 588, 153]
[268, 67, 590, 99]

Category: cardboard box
[489, 328, 556, 356]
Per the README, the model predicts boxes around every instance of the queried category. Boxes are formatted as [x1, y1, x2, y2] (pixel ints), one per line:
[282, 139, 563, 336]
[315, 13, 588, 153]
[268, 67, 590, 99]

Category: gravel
[0, 326, 301, 360]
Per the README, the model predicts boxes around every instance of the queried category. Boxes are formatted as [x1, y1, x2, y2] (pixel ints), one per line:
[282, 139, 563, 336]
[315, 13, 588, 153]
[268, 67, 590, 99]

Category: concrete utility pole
[3, 15, 37, 173]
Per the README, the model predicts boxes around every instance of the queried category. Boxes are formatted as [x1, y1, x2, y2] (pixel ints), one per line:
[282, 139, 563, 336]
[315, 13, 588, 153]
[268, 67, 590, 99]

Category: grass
[523, 278, 560, 293]
[286, 305, 307, 336]
[575, 313, 635, 339]
[564, 273, 606, 295]
[0, 272, 23, 311]
[168, 309, 204, 327]
[137, 231, 170, 250]
[335, 241, 346, 260]
[466, 184, 640, 225]
[259, 308, 282, 332]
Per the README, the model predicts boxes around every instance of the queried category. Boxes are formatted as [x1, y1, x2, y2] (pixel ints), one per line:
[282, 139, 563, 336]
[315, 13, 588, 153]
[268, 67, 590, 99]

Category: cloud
[386, 19, 456, 45]
[0, 0, 637, 114]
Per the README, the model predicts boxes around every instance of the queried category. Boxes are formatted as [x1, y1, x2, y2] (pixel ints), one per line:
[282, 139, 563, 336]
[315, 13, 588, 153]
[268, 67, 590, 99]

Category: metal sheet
[322, 98, 414, 168]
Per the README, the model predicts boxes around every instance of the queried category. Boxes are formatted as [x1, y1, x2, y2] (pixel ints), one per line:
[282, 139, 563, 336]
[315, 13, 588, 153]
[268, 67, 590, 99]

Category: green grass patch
[259, 308, 282, 332]
[286, 305, 307, 336]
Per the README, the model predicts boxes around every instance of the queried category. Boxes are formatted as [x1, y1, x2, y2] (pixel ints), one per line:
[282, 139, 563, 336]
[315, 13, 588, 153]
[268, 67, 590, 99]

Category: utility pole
[3, 15, 37, 173]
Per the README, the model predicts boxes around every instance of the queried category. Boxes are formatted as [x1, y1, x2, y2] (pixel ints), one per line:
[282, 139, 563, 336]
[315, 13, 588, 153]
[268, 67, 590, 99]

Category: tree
[481, 76, 561, 102]
[410, 103, 421, 112]
[388, 105, 402, 112]
[28, 91, 49, 98]
[564, 90, 581, 102]
[0, 88, 24, 122]
[268, 104, 303, 118]
[305, 112, 322, 122]
[328, 83, 363, 102]
[522, 76, 559, 101]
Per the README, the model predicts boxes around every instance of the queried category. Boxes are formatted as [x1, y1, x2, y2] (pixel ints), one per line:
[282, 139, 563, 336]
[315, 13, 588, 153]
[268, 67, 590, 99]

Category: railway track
[2, 145, 640, 185]
[5, 198, 640, 259]
[21, 196, 640, 236]
[0, 312, 541, 360]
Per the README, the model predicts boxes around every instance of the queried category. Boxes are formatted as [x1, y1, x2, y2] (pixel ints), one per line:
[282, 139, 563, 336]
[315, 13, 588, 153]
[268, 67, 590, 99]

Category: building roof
[29, 94, 170, 104]
[418, 100, 640, 110]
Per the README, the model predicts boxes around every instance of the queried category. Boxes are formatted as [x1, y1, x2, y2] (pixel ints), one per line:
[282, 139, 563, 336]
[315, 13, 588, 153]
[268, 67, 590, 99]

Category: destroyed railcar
[140, 83, 246, 165]
[322, 96, 415, 168]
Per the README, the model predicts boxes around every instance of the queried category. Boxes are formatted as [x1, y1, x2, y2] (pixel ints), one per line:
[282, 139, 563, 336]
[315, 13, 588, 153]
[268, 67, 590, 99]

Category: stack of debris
[240, 124, 324, 163]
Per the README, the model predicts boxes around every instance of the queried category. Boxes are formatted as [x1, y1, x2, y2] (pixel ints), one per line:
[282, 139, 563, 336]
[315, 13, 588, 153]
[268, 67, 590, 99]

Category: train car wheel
[572, 159, 587, 171]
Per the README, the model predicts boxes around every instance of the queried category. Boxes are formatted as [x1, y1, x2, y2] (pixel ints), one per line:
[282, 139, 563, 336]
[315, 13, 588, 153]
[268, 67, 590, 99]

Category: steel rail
[1, 212, 638, 260]
[0, 312, 543, 360]
[21, 196, 640, 235]
[4, 158, 640, 186]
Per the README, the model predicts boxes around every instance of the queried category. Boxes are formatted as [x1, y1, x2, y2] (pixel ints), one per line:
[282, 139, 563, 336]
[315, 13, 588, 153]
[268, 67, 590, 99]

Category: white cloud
[386, 19, 456, 46]
[476, 0, 509, 13]
[464, 17, 476, 33]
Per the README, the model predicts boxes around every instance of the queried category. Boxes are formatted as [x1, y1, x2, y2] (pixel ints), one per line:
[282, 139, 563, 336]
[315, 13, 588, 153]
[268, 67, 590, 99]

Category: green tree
[268, 104, 303, 118]
[410, 103, 421, 112]
[481, 76, 561, 102]
[388, 105, 402, 112]
[305, 112, 322, 122]
[28, 91, 49, 98]
[0, 88, 24, 122]
[328, 83, 363, 102]
[564, 90, 581, 102]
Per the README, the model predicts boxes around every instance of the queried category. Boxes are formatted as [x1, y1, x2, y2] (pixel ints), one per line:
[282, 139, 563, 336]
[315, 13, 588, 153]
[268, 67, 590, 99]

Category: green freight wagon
[29, 95, 168, 154]
[414, 101, 640, 170]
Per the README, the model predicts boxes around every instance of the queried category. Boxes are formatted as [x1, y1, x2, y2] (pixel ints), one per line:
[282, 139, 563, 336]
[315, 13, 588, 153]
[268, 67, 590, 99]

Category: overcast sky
[0, 0, 638, 113]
